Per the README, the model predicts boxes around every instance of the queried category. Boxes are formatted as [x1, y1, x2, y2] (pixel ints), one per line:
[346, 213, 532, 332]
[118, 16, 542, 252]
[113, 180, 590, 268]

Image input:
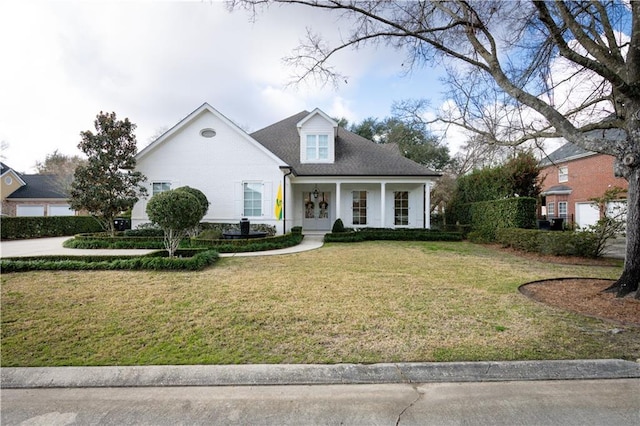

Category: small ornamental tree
[70, 112, 147, 236]
[174, 186, 210, 238]
[146, 190, 204, 257]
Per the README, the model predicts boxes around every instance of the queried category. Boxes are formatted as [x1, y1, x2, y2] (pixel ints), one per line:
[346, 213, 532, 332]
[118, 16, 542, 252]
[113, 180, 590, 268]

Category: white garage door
[16, 205, 45, 217]
[49, 204, 75, 216]
[575, 202, 600, 229]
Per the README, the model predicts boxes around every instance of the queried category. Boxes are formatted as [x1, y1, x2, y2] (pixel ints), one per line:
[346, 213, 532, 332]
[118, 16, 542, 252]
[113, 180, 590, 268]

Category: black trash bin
[240, 218, 250, 236]
[550, 218, 564, 231]
[113, 218, 131, 232]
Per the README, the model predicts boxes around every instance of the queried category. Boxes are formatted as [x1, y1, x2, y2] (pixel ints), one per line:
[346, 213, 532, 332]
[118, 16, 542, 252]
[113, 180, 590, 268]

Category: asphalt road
[3, 379, 639, 426]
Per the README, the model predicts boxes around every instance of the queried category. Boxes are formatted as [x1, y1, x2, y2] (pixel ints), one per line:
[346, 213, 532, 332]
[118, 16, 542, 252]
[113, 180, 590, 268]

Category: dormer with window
[297, 108, 338, 164]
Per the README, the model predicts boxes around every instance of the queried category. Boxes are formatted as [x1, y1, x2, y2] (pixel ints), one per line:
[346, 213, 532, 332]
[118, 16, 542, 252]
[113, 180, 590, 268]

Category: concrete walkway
[0, 234, 324, 258]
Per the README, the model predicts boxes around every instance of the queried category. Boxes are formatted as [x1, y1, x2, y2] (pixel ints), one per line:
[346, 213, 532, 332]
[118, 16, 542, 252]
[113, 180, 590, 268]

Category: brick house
[539, 143, 628, 229]
[1, 162, 77, 217]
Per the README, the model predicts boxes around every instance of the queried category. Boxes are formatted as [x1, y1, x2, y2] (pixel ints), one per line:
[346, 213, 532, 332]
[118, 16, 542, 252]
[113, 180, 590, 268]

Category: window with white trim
[547, 202, 555, 217]
[394, 191, 409, 226]
[243, 182, 263, 217]
[558, 201, 568, 217]
[306, 134, 330, 161]
[558, 166, 568, 183]
[152, 182, 171, 196]
[352, 191, 367, 225]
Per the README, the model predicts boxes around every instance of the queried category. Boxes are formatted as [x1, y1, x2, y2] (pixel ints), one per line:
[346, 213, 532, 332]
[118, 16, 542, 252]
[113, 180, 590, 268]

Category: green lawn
[2, 241, 637, 366]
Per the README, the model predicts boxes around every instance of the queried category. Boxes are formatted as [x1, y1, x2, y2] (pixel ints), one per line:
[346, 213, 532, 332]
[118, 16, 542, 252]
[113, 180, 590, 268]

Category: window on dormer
[306, 134, 329, 161]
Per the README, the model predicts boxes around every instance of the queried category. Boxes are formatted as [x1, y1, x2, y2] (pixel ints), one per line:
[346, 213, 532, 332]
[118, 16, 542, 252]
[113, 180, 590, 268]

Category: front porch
[282, 178, 434, 233]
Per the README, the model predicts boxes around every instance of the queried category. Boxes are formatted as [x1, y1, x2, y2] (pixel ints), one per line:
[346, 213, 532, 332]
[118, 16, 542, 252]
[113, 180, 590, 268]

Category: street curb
[2, 360, 639, 389]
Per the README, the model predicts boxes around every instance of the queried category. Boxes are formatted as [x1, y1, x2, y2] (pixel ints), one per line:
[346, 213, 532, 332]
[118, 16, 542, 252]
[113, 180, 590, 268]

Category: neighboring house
[1, 162, 76, 217]
[132, 103, 440, 233]
[539, 143, 628, 229]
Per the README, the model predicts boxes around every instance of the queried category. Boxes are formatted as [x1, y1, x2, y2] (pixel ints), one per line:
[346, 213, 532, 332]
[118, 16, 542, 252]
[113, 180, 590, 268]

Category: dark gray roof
[540, 142, 595, 166]
[251, 111, 440, 177]
[7, 175, 68, 199]
[0, 162, 10, 175]
[542, 184, 573, 195]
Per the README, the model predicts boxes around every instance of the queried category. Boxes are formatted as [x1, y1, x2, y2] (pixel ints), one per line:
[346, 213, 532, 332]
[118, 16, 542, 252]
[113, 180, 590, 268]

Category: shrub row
[495, 228, 600, 258]
[324, 229, 463, 243]
[467, 197, 537, 243]
[63, 238, 166, 250]
[192, 233, 303, 253]
[1, 249, 219, 272]
[0, 216, 103, 240]
[198, 222, 277, 236]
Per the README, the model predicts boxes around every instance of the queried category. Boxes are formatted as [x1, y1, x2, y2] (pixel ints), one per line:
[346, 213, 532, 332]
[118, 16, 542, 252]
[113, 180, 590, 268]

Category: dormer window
[298, 108, 338, 164]
[306, 134, 330, 161]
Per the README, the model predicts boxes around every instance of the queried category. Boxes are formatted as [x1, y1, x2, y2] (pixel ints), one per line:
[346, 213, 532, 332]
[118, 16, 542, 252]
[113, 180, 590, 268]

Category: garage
[16, 205, 45, 217]
[49, 204, 75, 216]
[575, 202, 600, 229]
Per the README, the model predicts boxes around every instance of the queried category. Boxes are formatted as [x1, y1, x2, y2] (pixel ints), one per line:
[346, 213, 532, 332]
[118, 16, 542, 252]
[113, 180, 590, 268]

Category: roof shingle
[251, 111, 440, 177]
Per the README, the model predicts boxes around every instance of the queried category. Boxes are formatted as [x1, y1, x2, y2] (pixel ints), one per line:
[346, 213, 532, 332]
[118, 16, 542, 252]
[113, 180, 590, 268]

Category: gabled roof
[540, 142, 596, 166]
[251, 111, 440, 177]
[137, 102, 286, 165]
[6, 175, 68, 199]
[296, 108, 338, 130]
[1, 162, 27, 186]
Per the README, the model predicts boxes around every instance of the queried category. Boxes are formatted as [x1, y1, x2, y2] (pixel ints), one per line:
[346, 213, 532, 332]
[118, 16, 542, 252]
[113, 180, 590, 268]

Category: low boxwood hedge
[1, 249, 219, 272]
[192, 233, 303, 253]
[495, 228, 600, 257]
[324, 229, 463, 243]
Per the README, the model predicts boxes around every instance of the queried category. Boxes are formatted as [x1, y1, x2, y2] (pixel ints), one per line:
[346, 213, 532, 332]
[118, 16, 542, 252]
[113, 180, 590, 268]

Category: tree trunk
[605, 162, 640, 298]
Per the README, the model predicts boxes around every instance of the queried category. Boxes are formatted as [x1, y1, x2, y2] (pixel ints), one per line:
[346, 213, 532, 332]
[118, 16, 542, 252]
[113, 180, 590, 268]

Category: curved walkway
[0, 235, 324, 258]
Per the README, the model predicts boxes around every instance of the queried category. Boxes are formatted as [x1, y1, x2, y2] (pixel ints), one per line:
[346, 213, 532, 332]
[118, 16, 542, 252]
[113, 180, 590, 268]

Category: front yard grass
[2, 241, 637, 366]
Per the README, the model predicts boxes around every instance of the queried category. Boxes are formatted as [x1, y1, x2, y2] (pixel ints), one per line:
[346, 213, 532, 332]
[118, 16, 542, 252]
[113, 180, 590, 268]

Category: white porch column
[424, 183, 431, 229]
[380, 182, 386, 228]
[335, 181, 341, 224]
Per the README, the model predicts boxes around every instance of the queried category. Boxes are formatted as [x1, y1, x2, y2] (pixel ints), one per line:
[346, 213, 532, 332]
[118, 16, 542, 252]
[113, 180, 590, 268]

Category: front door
[303, 191, 331, 230]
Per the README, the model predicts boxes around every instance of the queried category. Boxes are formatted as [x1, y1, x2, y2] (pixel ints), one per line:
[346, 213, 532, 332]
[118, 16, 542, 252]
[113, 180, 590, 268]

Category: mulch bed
[520, 278, 640, 326]
[489, 245, 638, 325]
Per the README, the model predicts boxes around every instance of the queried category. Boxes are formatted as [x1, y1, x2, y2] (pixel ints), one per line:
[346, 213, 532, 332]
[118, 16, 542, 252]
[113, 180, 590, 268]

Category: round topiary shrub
[332, 218, 346, 233]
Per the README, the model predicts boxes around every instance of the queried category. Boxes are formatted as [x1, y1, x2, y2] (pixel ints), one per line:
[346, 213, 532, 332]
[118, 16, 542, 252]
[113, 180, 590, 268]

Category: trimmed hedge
[324, 229, 463, 243]
[467, 197, 537, 243]
[0, 249, 219, 272]
[192, 233, 303, 253]
[0, 216, 103, 240]
[495, 228, 600, 258]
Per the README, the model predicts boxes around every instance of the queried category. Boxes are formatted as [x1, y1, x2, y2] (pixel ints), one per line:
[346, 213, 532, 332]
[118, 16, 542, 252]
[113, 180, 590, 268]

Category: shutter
[262, 181, 272, 217]
[234, 182, 243, 217]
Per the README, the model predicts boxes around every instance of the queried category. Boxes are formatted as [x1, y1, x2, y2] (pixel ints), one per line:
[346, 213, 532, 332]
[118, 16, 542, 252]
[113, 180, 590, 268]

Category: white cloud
[0, 1, 445, 173]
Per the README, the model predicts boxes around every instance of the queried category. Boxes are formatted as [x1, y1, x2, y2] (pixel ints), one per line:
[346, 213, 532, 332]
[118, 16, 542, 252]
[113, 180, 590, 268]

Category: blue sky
[0, 1, 451, 174]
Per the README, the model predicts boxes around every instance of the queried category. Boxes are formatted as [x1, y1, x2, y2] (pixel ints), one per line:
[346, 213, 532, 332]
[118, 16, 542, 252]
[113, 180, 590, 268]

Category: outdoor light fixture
[313, 187, 319, 199]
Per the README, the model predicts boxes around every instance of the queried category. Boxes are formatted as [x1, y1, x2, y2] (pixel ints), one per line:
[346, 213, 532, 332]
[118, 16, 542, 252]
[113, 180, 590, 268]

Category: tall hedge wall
[0, 216, 103, 240]
[468, 197, 537, 242]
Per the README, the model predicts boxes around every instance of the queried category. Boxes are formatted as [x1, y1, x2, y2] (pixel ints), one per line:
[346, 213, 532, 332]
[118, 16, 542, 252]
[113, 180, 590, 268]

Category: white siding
[132, 109, 284, 231]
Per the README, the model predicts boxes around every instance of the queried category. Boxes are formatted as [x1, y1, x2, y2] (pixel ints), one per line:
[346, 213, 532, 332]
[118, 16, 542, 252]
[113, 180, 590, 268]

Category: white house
[132, 103, 440, 234]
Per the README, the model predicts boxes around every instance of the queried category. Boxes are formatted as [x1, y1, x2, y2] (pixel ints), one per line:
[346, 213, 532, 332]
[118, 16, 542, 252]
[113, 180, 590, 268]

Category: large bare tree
[230, 0, 639, 298]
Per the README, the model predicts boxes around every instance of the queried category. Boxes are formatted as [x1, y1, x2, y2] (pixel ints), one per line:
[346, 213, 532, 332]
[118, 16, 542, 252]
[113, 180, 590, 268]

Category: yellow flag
[274, 183, 283, 220]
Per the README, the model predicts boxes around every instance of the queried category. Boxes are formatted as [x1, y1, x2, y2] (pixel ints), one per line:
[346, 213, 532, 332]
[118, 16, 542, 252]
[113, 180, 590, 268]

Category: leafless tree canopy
[229, 0, 640, 296]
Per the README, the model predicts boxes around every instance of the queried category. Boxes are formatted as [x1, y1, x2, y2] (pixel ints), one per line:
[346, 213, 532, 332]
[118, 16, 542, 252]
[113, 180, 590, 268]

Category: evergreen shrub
[0, 216, 103, 240]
